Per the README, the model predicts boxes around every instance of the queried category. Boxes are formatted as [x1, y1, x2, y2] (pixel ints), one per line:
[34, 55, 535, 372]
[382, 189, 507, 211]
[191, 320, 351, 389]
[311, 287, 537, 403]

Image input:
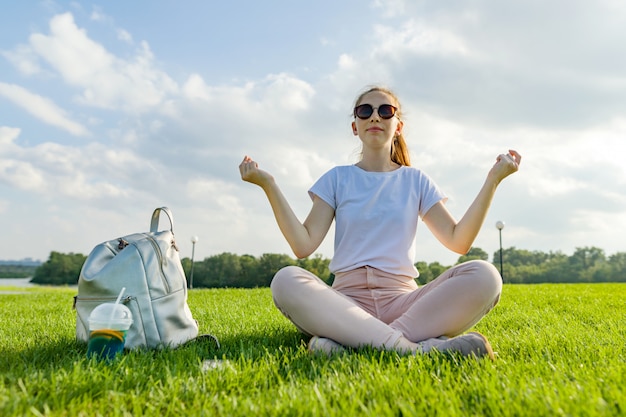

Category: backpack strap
[195, 334, 221, 349]
[179, 333, 221, 350]
[150, 207, 175, 234]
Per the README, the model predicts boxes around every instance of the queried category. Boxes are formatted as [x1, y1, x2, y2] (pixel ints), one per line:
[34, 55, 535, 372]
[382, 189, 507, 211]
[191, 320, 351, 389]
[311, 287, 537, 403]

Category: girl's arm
[422, 150, 521, 254]
[239, 156, 334, 259]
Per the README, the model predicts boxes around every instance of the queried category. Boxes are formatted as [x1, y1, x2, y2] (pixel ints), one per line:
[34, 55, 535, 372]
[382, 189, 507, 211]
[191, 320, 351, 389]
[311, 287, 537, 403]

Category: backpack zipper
[73, 295, 133, 309]
[142, 233, 171, 293]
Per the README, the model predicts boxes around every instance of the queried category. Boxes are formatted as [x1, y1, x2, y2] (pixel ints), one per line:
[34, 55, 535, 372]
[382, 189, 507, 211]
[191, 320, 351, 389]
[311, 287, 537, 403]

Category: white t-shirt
[309, 165, 446, 277]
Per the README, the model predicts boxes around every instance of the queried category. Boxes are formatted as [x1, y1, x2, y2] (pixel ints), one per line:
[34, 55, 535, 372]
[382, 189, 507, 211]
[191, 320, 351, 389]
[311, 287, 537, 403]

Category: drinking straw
[108, 287, 126, 328]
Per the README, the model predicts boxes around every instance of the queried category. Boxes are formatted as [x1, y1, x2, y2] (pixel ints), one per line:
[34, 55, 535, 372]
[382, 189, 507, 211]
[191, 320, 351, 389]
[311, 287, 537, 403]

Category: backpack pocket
[74, 295, 147, 348]
[150, 288, 199, 348]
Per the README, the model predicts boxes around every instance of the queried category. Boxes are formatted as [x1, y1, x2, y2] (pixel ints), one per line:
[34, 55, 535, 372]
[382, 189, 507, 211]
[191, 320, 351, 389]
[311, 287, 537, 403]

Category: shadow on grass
[1, 329, 299, 371]
[0, 337, 85, 372]
[211, 329, 307, 358]
[0, 335, 221, 372]
[1, 327, 484, 382]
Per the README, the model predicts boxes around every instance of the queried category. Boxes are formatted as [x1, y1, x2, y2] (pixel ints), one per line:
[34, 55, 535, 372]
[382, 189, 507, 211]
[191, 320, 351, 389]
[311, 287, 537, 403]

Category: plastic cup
[87, 303, 133, 360]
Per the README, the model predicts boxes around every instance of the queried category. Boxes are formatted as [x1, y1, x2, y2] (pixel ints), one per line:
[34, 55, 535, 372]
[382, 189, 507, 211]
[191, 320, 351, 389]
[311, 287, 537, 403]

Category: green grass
[1, 283, 624, 416]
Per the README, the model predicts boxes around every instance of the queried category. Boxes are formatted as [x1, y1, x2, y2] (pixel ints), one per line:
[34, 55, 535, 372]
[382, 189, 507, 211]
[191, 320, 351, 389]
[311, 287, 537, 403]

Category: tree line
[13, 246, 626, 287]
[0, 264, 38, 278]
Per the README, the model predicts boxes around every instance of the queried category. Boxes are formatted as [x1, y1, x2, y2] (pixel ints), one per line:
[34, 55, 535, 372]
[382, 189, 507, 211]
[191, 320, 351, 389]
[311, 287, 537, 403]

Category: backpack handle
[150, 207, 175, 234]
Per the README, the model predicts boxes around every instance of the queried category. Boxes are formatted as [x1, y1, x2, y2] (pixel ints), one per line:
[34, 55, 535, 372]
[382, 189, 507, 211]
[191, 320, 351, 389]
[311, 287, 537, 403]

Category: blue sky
[1, 0, 626, 267]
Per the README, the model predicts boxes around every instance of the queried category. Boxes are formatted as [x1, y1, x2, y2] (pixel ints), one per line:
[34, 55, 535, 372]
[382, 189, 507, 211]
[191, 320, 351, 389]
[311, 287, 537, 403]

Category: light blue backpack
[74, 207, 218, 350]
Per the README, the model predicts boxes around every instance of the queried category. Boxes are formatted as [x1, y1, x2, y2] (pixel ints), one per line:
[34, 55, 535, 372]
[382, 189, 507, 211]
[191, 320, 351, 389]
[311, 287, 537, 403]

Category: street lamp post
[190, 236, 198, 289]
[495, 221, 505, 280]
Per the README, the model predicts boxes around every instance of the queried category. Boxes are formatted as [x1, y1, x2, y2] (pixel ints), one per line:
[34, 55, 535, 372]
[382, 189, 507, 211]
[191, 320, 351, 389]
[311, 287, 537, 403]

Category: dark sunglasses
[353, 103, 398, 120]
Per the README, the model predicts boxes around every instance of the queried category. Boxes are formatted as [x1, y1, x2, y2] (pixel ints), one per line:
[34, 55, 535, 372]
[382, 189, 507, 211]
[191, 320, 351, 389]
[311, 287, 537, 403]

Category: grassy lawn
[0, 283, 624, 416]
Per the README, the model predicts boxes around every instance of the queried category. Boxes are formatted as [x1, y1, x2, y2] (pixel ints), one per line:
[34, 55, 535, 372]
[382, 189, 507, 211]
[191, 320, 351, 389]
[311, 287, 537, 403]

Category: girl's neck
[355, 153, 400, 172]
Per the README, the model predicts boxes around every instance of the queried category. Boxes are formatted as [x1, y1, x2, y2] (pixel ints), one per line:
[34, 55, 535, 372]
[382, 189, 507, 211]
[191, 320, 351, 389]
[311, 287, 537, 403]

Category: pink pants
[271, 260, 502, 349]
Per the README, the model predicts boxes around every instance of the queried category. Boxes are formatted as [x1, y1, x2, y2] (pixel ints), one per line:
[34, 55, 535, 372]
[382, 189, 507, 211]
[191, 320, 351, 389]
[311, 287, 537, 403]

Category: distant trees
[30, 251, 87, 285]
[491, 246, 626, 283]
[0, 264, 38, 278]
[457, 247, 489, 263]
[415, 261, 447, 285]
[181, 253, 332, 288]
[20, 245, 626, 287]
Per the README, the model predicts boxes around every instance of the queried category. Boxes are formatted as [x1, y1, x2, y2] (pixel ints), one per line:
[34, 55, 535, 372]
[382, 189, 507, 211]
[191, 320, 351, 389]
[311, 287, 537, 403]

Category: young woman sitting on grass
[239, 85, 521, 358]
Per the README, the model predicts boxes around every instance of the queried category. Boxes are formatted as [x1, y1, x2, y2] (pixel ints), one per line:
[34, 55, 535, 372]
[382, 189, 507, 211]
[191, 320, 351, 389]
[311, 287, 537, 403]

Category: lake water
[0, 278, 77, 294]
[0, 277, 35, 287]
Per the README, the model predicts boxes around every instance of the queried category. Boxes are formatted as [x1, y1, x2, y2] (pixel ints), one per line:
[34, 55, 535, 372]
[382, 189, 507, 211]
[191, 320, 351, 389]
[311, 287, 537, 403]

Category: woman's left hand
[488, 149, 521, 184]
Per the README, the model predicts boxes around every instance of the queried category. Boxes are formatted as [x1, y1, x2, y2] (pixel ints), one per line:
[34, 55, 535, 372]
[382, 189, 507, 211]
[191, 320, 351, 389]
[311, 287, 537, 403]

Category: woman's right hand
[239, 155, 274, 187]
[238, 155, 334, 258]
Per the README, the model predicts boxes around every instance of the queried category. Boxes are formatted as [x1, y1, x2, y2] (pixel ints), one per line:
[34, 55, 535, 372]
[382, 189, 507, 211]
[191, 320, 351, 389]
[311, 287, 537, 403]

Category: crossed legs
[270, 265, 409, 349]
[270, 260, 502, 352]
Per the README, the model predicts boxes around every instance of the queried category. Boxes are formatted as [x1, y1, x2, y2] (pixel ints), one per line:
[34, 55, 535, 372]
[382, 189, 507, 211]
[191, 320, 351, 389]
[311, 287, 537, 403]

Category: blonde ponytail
[391, 133, 411, 166]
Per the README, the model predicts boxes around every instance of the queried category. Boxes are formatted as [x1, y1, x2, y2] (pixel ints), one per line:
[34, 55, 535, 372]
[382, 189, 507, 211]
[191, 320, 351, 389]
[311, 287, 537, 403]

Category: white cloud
[371, 0, 407, 19]
[89, 8, 107, 22]
[373, 20, 470, 60]
[0, 128, 159, 201]
[182, 73, 210, 101]
[0, 160, 45, 191]
[274, 147, 334, 188]
[12, 12, 179, 112]
[0, 82, 89, 136]
[338, 54, 356, 70]
[30, 13, 113, 84]
[320, 37, 335, 46]
[182, 72, 314, 110]
[186, 178, 243, 212]
[263, 73, 315, 111]
[117, 29, 133, 44]
[0, 126, 21, 147]
[1, 44, 42, 75]
[175, 72, 316, 149]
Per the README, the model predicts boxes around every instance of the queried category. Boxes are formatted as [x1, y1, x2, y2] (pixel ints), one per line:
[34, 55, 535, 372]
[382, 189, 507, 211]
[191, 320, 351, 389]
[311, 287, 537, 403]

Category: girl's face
[351, 91, 403, 151]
